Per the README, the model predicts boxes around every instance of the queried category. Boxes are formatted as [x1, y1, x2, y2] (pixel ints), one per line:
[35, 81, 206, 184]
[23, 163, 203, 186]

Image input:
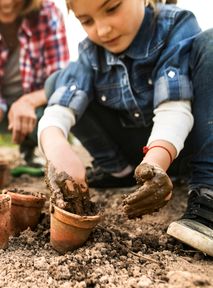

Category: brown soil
[0, 144, 212, 288]
[45, 163, 98, 215]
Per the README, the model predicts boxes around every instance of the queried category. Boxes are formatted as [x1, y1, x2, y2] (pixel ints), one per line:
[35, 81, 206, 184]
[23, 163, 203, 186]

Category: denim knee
[191, 28, 213, 62]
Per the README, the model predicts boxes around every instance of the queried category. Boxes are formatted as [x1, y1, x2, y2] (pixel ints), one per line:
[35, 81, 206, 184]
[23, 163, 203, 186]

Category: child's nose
[96, 22, 112, 37]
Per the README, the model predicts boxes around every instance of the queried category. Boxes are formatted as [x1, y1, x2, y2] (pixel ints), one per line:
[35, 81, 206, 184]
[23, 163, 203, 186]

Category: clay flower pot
[0, 194, 11, 249]
[3, 189, 46, 236]
[0, 160, 10, 188]
[50, 204, 102, 254]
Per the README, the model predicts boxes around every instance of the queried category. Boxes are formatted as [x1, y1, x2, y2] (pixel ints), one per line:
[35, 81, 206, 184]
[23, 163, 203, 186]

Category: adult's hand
[8, 97, 37, 144]
[122, 163, 173, 218]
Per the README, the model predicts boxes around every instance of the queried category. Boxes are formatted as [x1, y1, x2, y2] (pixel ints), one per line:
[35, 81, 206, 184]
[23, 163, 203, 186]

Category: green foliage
[0, 134, 16, 147]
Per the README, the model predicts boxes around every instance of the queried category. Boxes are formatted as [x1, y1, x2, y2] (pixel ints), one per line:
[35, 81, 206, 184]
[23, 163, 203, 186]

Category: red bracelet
[143, 145, 173, 164]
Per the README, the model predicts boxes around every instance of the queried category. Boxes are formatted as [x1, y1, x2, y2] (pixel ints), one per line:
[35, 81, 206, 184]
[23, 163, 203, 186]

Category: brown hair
[21, 0, 43, 16]
[151, 0, 177, 4]
[65, 0, 177, 13]
[66, 0, 157, 11]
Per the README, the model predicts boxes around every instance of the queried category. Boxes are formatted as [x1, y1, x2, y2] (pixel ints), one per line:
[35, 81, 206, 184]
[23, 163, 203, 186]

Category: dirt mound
[0, 145, 212, 288]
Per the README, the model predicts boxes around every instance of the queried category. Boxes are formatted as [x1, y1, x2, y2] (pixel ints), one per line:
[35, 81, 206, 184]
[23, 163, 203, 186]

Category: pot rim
[4, 191, 46, 208]
[51, 203, 102, 229]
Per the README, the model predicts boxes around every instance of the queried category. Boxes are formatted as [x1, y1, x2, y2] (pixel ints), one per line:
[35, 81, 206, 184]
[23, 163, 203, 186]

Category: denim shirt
[47, 4, 201, 128]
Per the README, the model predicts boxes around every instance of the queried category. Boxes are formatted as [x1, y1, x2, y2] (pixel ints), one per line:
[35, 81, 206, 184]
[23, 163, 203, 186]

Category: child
[38, 0, 213, 256]
[0, 0, 69, 166]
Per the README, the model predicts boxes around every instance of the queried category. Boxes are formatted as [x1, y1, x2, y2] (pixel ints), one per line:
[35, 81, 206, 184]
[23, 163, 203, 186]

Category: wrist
[142, 143, 176, 171]
[19, 95, 36, 108]
[143, 145, 173, 164]
[20, 90, 47, 109]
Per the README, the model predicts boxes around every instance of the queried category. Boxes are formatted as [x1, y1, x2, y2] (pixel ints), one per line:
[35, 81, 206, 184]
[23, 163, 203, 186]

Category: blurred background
[52, 0, 213, 61]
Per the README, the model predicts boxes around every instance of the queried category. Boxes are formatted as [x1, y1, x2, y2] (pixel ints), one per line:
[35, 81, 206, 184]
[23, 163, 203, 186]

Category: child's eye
[81, 18, 93, 26]
[106, 2, 121, 14]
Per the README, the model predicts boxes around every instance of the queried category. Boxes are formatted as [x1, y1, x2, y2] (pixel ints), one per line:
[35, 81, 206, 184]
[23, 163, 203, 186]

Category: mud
[0, 144, 212, 288]
[45, 163, 99, 216]
[123, 163, 173, 218]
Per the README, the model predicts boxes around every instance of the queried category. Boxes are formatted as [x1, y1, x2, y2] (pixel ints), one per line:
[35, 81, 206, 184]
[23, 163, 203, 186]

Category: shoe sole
[167, 219, 213, 257]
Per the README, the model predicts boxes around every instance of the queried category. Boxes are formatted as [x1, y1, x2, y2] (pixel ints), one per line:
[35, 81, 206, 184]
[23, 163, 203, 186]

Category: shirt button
[168, 70, 176, 78]
[133, 112, 141, 118]
[101, 95, 107, 102]
[70, 85, 76, 91]
[148, 78, 153, 85]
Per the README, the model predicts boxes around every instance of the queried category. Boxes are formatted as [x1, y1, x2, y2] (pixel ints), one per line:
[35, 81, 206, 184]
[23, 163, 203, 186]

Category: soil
[0, 144, 212, 288]
[45, 163, 98, 215]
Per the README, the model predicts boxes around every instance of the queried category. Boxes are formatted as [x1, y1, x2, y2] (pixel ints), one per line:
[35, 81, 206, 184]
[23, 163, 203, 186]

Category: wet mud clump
[45, 163, 98, 216]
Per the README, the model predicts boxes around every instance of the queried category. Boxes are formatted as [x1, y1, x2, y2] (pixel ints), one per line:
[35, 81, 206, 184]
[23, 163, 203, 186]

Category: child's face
[72, 0, 146, 54]
[0, 0, 23, 23]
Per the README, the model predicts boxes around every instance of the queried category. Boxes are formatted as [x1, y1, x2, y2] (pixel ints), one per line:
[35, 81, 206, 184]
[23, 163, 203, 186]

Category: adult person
[0, 0, 69, 166]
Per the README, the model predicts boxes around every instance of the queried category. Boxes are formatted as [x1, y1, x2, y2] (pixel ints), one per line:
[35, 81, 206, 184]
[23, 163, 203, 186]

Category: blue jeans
[72, 29, 213, 189]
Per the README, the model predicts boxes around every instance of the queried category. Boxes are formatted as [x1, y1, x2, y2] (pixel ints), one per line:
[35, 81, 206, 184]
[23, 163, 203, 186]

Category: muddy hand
[45, 161, 67, 209]
[122, 163, 173, 218]
[45, 161, 89, 211]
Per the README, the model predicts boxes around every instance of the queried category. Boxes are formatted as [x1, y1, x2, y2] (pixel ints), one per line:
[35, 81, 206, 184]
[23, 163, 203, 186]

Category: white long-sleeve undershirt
[147, 100, 194, 156]
[38, 100, 194, 157]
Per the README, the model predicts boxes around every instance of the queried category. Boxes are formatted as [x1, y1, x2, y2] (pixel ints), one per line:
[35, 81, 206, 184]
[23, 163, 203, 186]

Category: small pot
[0, 160, 10, 188]
[4, 189, 46, 236]
[0, 194, 11, 249]
[50, 204, 102, 253]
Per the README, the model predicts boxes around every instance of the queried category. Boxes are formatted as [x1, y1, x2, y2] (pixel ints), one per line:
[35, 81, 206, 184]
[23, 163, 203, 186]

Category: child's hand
[45, 161, 89, 210]
[45, 161, 67, 209]
[122, 163, 173, 218]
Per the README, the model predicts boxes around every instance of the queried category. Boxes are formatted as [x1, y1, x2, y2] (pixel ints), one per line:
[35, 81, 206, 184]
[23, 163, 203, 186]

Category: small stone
[137, 275, 152, 288]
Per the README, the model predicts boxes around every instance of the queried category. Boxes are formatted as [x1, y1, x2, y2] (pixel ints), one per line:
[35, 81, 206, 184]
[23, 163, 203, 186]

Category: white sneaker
[167, 188, 213, 256]
[167, 218, 213, 256]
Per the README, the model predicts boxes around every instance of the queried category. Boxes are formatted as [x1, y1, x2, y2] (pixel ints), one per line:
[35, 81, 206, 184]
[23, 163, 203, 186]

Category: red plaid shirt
[0, 0, 70, 111]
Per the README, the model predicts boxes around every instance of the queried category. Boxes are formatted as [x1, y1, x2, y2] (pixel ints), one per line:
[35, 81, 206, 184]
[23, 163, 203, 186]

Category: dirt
[123, 163, 173, 218]
[45, 163, 98, 215]
[0, 144, 212, 288]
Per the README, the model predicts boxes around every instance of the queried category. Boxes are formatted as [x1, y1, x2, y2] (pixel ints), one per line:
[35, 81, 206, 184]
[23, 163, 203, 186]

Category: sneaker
[86, 166, 137, 188]
[167, 188, 213, 256]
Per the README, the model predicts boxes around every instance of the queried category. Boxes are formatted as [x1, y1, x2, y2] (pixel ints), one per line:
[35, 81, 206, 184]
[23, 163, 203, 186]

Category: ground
[0, 144, 212, 288]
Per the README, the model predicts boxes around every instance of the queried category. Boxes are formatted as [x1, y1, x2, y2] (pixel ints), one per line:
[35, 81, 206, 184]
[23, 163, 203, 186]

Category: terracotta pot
[0, 160, 10, 188]
[0, 194, 11, 249]
[4, 189, 46, 236]
[50, 204, 102, 253]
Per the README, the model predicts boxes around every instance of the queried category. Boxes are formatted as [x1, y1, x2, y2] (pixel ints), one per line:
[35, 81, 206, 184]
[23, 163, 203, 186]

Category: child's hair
[66, 0, 157, 11]
[65, 0, 176, 13]
[20, 0, 43, 16]
[155, 0, 177, 3]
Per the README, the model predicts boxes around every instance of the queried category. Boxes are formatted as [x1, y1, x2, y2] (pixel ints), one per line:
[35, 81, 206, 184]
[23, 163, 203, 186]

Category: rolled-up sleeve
[153, 10, 201, 107]
[45, 51, 94, 120]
